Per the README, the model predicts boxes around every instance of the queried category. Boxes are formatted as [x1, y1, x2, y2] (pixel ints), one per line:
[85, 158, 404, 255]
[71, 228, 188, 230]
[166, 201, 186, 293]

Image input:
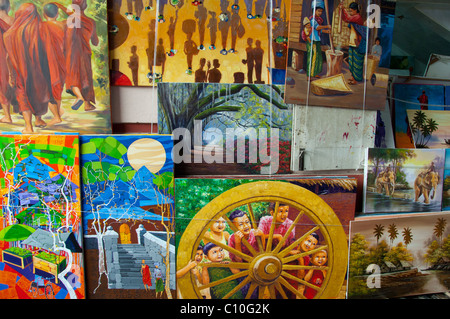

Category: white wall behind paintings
[292, 105, 378, 171]
[110, 86, 158, 124]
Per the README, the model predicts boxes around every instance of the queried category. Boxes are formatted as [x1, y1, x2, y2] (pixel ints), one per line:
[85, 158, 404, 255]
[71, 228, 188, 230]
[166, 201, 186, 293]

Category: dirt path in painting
[0, 96, 111, 134]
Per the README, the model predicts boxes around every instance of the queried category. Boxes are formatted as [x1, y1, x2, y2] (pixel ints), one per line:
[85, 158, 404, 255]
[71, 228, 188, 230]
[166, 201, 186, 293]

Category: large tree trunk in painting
[157, 83, 288, 140]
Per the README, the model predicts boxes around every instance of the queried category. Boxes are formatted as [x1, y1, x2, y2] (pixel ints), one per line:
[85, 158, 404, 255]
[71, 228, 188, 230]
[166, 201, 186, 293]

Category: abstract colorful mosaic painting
[0, 134, 84, 299]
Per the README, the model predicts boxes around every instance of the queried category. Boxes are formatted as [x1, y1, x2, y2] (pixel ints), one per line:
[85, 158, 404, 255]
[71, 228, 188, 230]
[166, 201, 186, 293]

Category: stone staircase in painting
[115, 244, 155, 289]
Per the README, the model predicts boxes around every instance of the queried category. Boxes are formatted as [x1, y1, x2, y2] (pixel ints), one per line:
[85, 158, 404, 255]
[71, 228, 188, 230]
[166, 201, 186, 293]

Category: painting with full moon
[79, 134, 175, 299]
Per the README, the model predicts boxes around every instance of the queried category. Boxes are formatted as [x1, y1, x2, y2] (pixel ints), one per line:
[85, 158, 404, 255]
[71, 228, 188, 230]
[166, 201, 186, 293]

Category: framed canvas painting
[80, 134, 175, 299]
[175, 176, 356, 299]
[0, 0, 111, 134]
[348, 212, 450, 298]
[406, 109, 450, 149]
[284, 0, 395, 110]
[158, 82, 293, 176]
[146, 0, 290, 85]
[363, 148, 445, 215]
[0, 134, 85, 299]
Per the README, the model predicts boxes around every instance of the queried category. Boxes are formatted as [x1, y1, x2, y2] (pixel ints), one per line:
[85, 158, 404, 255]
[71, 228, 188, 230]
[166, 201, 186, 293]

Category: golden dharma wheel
[177, 181, 348, 299]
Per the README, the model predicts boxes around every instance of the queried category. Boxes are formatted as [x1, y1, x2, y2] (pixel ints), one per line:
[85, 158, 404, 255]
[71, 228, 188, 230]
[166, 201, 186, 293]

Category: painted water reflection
[365, 191, 442, 214]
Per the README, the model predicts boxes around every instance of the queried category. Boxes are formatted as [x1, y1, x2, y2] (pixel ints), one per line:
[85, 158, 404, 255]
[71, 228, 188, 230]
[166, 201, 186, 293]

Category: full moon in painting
[127, 138, 167, 173]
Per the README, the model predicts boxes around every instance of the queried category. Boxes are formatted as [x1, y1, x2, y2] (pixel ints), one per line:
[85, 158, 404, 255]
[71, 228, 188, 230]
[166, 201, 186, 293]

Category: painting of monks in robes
[109, 0, 290, 86]
[0, 0, 111, 134]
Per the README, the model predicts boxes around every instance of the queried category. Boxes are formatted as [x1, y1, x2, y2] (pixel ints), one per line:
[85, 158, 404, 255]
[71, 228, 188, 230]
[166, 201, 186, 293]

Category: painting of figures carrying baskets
[284, 0, 395, 110]
[0, 0, 111, 134]
[176, 177, 357, 299]
[110, 0, 291, 86]
[0, 134, 85, 299]
[364, 148, 445, 214]
[80, 135, 175, 299]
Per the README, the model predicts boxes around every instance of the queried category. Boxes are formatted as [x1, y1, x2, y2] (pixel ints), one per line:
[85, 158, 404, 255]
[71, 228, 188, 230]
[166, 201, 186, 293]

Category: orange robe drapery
[65, 1, 96, 104]
[3, 3, 53, 116]
[41, 20, 66, 101]
[0, 18, 10, 106]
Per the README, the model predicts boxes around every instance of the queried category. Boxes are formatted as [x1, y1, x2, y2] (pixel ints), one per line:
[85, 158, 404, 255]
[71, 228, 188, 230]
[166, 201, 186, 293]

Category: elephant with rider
[414, 170, 440, 204]
[375, 165, 395, 196]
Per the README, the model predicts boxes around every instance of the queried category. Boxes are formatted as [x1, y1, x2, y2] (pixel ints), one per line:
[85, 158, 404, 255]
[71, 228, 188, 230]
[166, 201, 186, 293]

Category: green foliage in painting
[81, 137, 135, 184]
[154, 172, 174, 196]
[175, 179, 274, 249]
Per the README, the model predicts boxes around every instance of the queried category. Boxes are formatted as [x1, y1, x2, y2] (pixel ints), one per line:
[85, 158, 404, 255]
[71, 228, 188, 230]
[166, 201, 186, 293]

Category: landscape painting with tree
[393, 83, 447, 148]
[406, 109, 450, 149]
[0, 134, 85, 299]
[364, 148, 445, 214]
[80, 134, 175, 299]
[348, 212, 450, 298]
[158, 82, 293, 175]
[284, 0, 395, 110]
[176, 177, 357, 299]
[0, 0, 111, 134]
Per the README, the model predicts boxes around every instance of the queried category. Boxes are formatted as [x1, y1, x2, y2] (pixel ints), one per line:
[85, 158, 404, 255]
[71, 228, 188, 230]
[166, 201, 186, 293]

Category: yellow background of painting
[110, 0, 290, 86]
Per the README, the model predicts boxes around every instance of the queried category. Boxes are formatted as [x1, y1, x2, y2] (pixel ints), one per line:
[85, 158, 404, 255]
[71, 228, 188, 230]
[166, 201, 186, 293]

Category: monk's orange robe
[65, 12, 96, 104]
[0, 18, 10, 106]
[41, 20, 66, 101]
[3, 3, 53, 116]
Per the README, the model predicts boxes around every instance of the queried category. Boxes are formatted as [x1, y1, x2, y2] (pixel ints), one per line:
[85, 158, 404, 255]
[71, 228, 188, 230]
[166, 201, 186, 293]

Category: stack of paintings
[356, 145, 450, 299]
[393, 82, 449, 149]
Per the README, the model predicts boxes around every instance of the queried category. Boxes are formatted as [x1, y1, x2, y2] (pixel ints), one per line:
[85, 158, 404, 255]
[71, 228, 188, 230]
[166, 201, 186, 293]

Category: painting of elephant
[414, 171, 440, 204]
[375, 170, 395, 196]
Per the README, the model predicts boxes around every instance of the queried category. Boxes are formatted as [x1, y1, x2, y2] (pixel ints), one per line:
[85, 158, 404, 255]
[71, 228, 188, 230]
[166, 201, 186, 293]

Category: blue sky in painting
[80, 135, 173, 174]
[79, 135, 174, 227]
[394, 83, 446, 134]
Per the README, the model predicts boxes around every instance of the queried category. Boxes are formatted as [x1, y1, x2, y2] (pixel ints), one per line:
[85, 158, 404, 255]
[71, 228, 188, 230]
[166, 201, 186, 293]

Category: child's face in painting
[300, 235, 318, 252]
[315, 8, 323, 17]
[207, 246, 224, 262]
[349, 8, 358, 16]
[272, 205, 289, 224]
[311, 251, 327, 266]
[194, 249, 204, 263]
[233, 215, 252, 236]
[211, 217, 226, 233]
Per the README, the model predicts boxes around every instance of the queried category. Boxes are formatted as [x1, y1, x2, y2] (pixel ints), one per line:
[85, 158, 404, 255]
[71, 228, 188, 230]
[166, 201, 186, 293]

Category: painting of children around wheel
[176, 179, 355, 299]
